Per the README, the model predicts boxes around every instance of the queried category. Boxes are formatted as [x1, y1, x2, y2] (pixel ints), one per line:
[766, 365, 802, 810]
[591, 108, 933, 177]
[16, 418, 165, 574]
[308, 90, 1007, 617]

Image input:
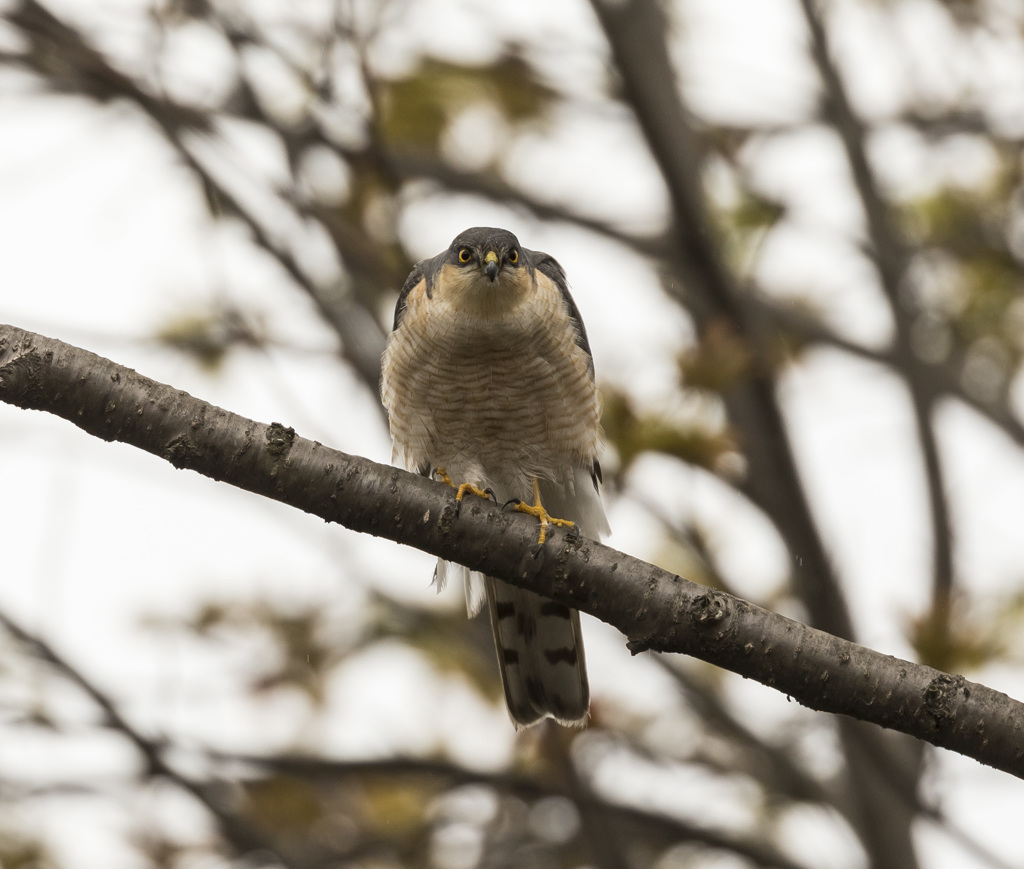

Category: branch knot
[691, 591, 729, 627]
[265, 422, 296, 459]
[923, 673, 969, 730]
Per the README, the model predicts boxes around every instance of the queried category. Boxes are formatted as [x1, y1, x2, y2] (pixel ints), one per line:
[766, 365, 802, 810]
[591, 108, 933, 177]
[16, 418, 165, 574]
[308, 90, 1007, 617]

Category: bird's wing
[529, 249, 595, 368]
[530, 248, 607, 526]
[392, 251, 445, 331]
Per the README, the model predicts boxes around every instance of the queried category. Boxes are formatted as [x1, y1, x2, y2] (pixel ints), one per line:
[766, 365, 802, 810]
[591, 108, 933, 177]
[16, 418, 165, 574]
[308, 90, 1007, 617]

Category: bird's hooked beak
[483, 250, 499, 282]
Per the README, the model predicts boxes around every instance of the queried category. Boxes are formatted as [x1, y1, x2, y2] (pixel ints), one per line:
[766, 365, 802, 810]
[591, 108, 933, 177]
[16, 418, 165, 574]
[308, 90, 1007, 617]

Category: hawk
[380, 226, 609, 727]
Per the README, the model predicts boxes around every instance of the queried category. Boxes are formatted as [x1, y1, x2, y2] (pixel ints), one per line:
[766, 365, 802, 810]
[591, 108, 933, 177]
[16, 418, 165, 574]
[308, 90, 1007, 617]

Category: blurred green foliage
[0, 833, 53, 869]
[155, 305, 264, 372]
[377, 55, 555, 150]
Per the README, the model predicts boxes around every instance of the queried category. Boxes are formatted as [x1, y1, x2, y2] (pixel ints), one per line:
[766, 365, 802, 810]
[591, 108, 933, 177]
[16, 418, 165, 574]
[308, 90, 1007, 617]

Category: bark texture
[2, 322, 1023, 779]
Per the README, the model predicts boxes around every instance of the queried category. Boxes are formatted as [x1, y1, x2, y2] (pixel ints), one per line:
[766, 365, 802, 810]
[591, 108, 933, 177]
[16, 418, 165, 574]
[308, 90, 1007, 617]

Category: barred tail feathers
[432, 465, 605, 726]
[485, 576, 590, 728]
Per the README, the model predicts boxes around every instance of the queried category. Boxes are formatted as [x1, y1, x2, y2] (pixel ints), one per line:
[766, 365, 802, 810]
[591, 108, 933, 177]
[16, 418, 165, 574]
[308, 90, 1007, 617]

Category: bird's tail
[485, 575, 589, 728]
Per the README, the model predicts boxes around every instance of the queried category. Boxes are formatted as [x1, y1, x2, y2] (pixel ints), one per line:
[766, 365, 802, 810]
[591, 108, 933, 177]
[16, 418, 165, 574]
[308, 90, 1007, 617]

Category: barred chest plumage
[381, 275, 600, 487]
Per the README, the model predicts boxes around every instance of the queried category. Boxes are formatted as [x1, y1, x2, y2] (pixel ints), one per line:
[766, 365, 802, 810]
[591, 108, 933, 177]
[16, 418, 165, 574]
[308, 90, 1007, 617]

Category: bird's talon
[513, 480, 576, 546]
[434, 468, 494, 515]
[501, 497, 522, 511]
[455, 482, 491, 503]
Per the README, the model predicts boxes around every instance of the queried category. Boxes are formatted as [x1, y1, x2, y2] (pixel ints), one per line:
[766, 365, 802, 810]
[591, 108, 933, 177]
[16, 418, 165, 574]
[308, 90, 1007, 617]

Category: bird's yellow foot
[506, 479, 575, 545]
[434, 467, 495, 517]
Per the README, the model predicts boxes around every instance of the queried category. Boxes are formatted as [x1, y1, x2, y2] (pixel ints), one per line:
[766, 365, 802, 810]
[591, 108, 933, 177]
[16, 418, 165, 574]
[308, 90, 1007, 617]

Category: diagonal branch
[3, 0, 389, 399]
[383, 148, 671, 261]
[798, 0, 954, 627]
[3, 323, 1024, 780]
[0, 606, 301, 867]
[588, 0, 856, 650]
[752, 295, 1024, 456]
[587, 6, 930, 862]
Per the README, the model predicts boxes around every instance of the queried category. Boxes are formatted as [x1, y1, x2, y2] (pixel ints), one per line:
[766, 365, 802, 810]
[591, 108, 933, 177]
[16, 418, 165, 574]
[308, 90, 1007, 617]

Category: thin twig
[0, 607, 299, 867]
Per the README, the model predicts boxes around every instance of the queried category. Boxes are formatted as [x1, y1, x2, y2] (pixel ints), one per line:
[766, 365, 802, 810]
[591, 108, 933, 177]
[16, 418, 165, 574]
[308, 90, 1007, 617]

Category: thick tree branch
[2, 323, 1024, 779]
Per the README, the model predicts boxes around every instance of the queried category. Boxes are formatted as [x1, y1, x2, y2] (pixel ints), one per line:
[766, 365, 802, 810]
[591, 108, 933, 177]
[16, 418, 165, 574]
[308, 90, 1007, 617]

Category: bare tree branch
[384, 148, 671, 260]
[798, 0, 955, 626]
[0, 602, 810, 869]
[579, 22, 930, 862]
[588, 0, 859, 649]
[210, 752, 815, 869]
[0, 606, 301, 867]
[3, 323, 1024, 780]
[3, 0, 389, 399]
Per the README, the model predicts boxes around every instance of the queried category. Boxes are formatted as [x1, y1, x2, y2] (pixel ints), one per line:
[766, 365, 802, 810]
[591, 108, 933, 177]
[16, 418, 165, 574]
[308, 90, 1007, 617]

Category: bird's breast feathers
[381, 261, 600, 484]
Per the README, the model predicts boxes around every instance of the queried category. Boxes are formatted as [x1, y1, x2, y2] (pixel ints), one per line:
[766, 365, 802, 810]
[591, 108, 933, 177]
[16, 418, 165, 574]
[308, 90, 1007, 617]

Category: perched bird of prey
[380, 226, 609, 727]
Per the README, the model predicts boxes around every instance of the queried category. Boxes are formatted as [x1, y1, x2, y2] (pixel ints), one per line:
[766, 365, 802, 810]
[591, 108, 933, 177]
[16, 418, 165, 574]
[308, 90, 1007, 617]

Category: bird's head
[435, 227, 530, 311]
[448, 226, 523, 281]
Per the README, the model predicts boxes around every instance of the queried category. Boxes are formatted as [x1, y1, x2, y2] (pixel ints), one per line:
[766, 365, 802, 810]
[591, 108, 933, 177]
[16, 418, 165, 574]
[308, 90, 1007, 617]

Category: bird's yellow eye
[508, 249, 519, 264]
[458, 248, 472, 263]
